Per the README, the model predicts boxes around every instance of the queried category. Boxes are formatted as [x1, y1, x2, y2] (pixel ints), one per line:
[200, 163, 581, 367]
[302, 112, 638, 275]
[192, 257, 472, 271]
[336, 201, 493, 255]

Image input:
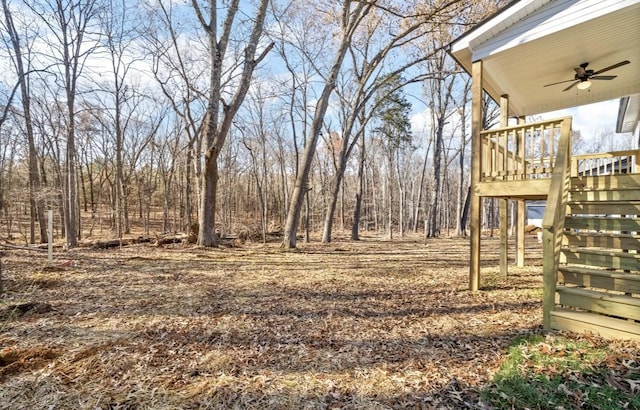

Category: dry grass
[0, 234, 635, 408]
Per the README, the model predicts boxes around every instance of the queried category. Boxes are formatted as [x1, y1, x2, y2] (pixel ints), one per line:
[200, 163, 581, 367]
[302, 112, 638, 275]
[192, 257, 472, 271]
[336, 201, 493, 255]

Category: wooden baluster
[502, 130, 507, 179]
[527, 127, 534, 178]
[517, 129, 524, 180]
[552, 125, 557, 175]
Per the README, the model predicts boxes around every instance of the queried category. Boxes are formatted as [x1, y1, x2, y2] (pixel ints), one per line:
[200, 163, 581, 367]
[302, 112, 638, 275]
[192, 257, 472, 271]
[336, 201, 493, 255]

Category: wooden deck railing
[542, 117, 573, 330]
[481, 117, 572, 182]
[572, 149, 639, 176]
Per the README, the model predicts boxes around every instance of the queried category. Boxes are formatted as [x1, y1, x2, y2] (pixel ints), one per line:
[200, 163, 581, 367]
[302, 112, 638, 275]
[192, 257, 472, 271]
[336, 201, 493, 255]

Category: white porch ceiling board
[449, 0, 640, 117]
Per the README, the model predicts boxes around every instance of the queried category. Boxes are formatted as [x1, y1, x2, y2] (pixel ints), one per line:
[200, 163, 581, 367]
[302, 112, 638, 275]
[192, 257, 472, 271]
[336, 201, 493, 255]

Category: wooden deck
[548, 164, 639, 340]
[481, 117, 640, 340]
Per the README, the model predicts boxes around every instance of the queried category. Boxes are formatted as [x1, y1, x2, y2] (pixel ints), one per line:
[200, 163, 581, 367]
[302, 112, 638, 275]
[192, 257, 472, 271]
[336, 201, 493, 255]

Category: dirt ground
[0, 234, 635, 408]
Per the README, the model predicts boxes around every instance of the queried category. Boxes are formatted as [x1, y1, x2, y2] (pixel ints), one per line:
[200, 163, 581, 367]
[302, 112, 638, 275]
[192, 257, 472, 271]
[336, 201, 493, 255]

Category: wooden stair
[550, 174, 640, 340]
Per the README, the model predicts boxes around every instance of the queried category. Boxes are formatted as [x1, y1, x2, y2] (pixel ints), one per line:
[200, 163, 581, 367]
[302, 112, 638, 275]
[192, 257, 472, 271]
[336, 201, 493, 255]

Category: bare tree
[99, 0, 143, 237]
[424, 26, 462, 238]
[2, 0, 48, 243]
[282, 0, 374, 248]
[156, 122, 182, 233]
[455, 78, 471, 236]
[270, 0, 332, 242]
[31, 91, 68, 237]
[0, 118, 20, 238]
[351, 114, 368, 240]
[321, 4, 444, 243]
[29, 0, 104, 247]
[238, 83, 281, 242]
[147, 0, 272, 246]
[194, 0, 273, 246]
[145, 0, 207, 235]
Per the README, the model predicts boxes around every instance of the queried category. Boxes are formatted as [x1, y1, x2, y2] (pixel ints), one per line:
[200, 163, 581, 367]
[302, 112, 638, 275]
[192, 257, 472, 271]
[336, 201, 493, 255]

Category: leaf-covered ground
[0, 235, 638, 409]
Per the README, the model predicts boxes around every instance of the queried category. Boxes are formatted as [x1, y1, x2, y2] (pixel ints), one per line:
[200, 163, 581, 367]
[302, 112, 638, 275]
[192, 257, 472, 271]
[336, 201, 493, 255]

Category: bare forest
[0, 0, 507, 248]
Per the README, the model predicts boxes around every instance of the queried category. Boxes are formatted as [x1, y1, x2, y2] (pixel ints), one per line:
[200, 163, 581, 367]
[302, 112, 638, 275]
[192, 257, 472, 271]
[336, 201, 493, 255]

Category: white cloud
[539, 99, 621, 140]
[410, 109, 431, 135]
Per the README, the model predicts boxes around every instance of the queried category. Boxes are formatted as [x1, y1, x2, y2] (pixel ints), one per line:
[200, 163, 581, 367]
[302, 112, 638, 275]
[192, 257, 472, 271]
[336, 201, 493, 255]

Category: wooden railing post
[541, 117, 572, 330]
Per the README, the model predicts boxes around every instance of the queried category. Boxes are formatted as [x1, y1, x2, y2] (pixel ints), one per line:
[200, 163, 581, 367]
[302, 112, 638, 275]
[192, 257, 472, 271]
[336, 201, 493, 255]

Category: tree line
[0, 0, 505, 248]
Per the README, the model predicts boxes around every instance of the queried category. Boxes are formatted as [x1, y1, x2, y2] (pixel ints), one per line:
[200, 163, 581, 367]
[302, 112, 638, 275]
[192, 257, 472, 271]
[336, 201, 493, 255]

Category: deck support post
[499, 95, 509, 276]
[500, 200, 508, 274]
[516, 200, 525, 266]
[470, 60, 483, 291]
[516, 116, 526, 267]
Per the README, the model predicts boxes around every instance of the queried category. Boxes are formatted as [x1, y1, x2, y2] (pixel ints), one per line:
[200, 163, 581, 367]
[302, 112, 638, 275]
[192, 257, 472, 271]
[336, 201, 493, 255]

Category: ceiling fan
[543, 60, 630, 91]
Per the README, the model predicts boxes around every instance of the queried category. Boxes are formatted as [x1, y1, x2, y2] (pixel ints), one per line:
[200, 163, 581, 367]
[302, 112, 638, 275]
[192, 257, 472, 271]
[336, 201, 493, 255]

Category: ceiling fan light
[577, 80, 592, 90]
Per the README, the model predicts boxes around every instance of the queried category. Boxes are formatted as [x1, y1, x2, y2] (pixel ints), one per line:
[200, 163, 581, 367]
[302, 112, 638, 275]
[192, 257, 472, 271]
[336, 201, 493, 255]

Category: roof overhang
[616, 94, 640, 134]
[449, 0, 640, 117]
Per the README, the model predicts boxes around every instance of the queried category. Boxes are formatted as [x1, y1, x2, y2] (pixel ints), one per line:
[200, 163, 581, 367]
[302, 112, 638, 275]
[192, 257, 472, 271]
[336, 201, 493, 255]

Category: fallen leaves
[0, 235, 637, 409]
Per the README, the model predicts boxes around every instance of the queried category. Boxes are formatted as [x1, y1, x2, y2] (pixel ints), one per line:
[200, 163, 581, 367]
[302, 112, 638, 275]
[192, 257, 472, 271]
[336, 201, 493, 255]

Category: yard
[0, 235, 638, 409]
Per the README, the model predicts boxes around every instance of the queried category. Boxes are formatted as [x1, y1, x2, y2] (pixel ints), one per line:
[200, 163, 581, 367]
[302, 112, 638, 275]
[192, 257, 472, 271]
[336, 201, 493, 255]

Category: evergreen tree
[372, 75, 412, 239]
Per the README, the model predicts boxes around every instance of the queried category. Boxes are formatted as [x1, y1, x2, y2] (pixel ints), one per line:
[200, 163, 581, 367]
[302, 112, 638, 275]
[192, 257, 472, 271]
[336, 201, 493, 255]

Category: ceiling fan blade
[562, 81, 579, 92]
[543, 78, 576, 87]
[574, 65, 587, 76]
[592, 60, 630, 75]
[591, 75, 617, 80]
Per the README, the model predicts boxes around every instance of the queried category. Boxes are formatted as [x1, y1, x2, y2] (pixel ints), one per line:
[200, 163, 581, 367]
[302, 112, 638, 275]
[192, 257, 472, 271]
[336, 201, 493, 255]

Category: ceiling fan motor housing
[575, 70, 594, 80]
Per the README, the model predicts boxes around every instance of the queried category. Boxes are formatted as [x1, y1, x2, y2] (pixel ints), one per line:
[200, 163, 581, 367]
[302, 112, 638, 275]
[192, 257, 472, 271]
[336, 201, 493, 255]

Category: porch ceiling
[449, 0, 640, 117]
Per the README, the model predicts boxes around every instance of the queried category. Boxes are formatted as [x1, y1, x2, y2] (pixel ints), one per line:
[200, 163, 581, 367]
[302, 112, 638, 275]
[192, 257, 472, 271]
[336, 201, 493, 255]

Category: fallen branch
[0, 242, 49, 252]
[85, 236, 152, 249]
[154, 234, 189, 246]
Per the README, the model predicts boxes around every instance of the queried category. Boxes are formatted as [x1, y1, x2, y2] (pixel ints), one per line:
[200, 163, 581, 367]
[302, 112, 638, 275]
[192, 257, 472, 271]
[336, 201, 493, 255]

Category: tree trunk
[460, 187, 471, 236]
[283, 97, 332, 248]
[65, 110, 79, 248]
[387, 180, 393, 240]
[185, 142, 194, 232]
[114, 98, 126, 238]
[321, 155, 349, 243]
[351, 131, 366, 241]
[427, 120, 444, 238]
[304, 191, 311, 243]
[413, 146, 430, 233]
[371, 165, 379, 232]
[396, 153, 405, 238]
[198, 146, 220, 246]
[261, 134, 268, 243]
[163, 178, 170, 233]
[79, 164, 87, 213]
